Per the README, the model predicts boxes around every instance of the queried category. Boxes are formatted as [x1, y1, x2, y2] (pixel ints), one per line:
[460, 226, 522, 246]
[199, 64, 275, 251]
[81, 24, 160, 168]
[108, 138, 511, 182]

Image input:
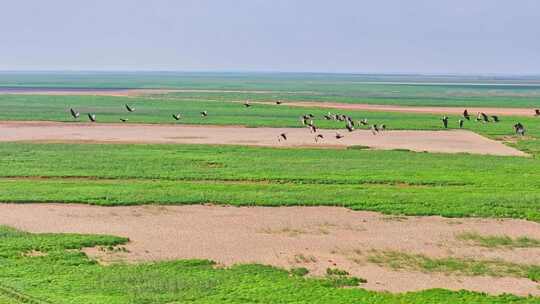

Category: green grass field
[1, 72, 540, 107]
[1, 73, 540, 303]
[0, 143, 539, 221]
[1, 226, 539, 304]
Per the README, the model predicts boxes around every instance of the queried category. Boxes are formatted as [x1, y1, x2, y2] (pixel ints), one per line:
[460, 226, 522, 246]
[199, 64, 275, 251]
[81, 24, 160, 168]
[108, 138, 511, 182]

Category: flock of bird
[69, 101, 539, 143]
[441, 108, 539, 136]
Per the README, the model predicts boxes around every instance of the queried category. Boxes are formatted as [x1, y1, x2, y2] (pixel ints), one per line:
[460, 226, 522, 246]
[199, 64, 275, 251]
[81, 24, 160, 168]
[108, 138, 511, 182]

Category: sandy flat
[257, 101, 539, 117]
[0, 121, 525, 156]
[0, 204, 538, 296]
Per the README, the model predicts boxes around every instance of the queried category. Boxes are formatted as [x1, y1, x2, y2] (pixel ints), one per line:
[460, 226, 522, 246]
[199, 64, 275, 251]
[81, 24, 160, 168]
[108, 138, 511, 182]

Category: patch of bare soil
[0, 204, 538, 296]
[0, 121, 526, 156]
[258, 101, 539, 117]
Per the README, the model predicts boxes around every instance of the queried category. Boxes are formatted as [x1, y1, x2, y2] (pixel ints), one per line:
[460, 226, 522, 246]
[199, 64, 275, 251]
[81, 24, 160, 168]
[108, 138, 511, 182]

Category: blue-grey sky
[1, 0, 539, 74]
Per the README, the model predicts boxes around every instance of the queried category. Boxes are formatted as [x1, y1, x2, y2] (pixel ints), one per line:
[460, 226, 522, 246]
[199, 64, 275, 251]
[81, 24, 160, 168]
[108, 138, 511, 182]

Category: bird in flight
[70, 108, 80, 119]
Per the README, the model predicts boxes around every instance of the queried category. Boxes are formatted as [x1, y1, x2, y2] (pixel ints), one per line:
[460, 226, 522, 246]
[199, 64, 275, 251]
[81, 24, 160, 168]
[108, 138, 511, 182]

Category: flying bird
[69, 108, 80, 119]
[463, 109, 470, 120]
[88, 113, 96, 122]
[442, 116, 449, 128]
[371, 124, 379, 135]
[172, 114, 181, 121]
[514, 122, 526, 136]
[125, 104, 135, 112]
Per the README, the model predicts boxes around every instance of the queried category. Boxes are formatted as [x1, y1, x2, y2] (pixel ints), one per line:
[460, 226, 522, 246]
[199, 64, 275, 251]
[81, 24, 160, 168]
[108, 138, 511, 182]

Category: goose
[379, 124, 386, 131]
[345, 123, 354, 132]
[335, 133, 344, 139]
[275, 100, 282, 105]
[309, 124, 318, 133]
[278, 133, 287, 141]
[535, 109, 540, 116]
[70, 108, 80, 119]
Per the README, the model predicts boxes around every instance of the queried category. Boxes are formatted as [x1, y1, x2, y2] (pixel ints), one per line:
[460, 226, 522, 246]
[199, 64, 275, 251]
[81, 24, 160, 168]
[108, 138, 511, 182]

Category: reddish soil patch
[0, 121, 526, 156]
[0, 204, 538, 296]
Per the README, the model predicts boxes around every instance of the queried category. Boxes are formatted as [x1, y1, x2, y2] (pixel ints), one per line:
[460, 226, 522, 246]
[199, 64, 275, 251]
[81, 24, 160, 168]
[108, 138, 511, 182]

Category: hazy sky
[1, 0, 539, 74]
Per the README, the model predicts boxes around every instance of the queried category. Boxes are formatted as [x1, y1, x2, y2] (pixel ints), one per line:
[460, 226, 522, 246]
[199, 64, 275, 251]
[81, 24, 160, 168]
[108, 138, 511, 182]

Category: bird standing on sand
[442, 116, 449, 128]
[70, 108, 80, 119]
[88, 113, 96, 122]
[335, 133, 344, 139]
[278, 133, 287, 141]
[534, 109, 540, 116]
[315, 134, 324, 142]
[125, 104, 135, 112]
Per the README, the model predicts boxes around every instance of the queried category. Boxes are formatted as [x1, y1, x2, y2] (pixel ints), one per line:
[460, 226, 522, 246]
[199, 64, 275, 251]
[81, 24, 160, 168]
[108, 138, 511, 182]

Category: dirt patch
[0, 204, 538, 296]
[0, 121, 526, 156]
[257, 101, 539, 117]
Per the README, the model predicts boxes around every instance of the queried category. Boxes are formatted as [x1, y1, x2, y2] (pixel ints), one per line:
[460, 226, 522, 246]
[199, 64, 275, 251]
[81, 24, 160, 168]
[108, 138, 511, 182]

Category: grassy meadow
[1, 226, 539, 304]
[1, 73, 540, 303]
